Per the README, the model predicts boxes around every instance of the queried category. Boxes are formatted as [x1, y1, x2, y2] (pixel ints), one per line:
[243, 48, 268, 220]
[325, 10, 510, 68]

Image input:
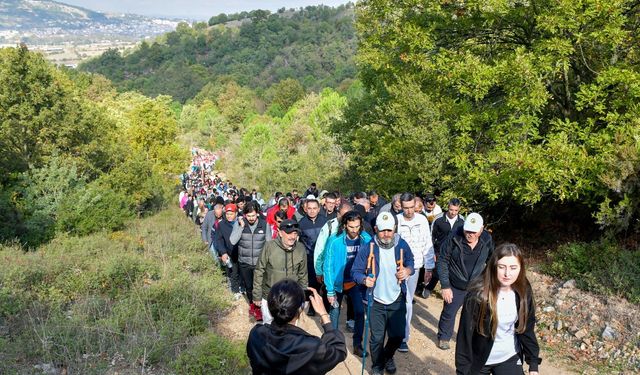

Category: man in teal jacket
[323, 210, 372, 357]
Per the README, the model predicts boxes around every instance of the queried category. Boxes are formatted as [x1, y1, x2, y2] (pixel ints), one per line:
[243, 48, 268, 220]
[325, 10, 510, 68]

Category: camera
[304, 289, 313, 301]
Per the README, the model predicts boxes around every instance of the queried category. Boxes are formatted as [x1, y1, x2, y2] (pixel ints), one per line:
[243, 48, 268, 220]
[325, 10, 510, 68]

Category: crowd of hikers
[179, 148, 542, 375]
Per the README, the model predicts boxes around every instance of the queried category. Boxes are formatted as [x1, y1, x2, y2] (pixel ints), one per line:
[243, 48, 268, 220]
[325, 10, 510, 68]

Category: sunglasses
[281, 222, 299, 229]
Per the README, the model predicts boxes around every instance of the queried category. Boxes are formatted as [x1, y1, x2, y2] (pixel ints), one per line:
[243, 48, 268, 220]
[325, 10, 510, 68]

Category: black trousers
[238, 262, 255, 302]
[369, 293, 406, 370]
[480, 354, 524, 374]
[437, 286, 467, 341]
[225, 260, 240, 293]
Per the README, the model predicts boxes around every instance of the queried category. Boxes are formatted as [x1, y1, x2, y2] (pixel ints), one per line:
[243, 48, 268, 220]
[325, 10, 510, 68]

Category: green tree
[346, 0, 640, 230]
[265, 78, 305, 113]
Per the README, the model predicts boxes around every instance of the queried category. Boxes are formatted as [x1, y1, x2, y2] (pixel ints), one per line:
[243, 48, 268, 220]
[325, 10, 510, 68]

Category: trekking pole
[397, 249, 404, 285]
[362, 242, 376, 375]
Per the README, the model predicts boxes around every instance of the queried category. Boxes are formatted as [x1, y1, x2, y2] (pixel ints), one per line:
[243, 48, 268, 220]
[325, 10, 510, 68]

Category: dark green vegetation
[80, 4, 357, 102]
[545, 240, 640, 304]
[336, 0, 640, 307]
[0, 46, 188, 247]
[0, 207, 248, 374]
[340, 0, 640, 234]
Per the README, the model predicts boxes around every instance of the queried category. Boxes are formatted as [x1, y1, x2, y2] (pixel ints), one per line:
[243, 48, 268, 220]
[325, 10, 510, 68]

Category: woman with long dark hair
[246, 279, 346, 374]
[455, 243, 542, 374]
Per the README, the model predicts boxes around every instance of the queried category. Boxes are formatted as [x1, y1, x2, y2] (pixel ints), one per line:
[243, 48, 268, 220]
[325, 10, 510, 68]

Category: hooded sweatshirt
[246, 322, 346, 375]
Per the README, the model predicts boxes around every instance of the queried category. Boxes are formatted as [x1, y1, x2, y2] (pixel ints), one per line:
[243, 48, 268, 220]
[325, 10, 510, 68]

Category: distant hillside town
[0, 0, 183, 66]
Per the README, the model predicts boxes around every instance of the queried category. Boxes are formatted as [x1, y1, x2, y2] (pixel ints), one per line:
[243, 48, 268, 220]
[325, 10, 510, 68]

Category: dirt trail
[217, 289, 574, 374]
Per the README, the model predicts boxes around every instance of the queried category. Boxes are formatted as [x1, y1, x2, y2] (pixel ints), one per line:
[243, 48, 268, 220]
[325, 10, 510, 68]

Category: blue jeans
[329, 285, 365, 347]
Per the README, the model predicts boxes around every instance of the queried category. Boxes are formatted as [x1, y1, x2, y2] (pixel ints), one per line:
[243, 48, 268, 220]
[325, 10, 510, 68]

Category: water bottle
[224, 257, 233, 269]
[331, 299, 340, 309]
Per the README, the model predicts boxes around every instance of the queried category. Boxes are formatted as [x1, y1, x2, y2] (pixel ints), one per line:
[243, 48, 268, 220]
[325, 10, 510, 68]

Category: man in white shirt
[395, 192, 435, 352]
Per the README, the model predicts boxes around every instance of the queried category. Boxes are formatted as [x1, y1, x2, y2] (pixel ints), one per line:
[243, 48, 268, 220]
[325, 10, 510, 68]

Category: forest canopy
[335, 0, 640, 233]
[79, 4, 357, 102]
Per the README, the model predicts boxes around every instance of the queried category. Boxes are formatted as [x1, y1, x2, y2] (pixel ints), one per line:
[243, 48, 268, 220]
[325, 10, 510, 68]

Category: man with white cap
[351, 212, 414, 375]
[436, 212, 494, 350]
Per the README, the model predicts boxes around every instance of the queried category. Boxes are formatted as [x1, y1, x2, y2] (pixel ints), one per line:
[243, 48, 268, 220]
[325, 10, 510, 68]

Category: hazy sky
[60, 0, 350, 20]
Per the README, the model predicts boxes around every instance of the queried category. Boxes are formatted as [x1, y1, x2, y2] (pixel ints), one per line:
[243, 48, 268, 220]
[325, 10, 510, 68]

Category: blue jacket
[351, 234, 415, 299]
[323, 231, 372, 297]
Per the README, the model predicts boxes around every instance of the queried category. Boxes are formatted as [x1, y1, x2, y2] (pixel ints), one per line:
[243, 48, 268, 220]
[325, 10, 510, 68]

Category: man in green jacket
[253, 219, 308, 324]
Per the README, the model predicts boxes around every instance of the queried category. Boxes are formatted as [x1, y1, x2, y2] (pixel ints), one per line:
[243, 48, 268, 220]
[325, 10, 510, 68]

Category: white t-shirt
[486, 289, 519, 365]
[373, 247, 401, 305]
[446, 214, 459, 229]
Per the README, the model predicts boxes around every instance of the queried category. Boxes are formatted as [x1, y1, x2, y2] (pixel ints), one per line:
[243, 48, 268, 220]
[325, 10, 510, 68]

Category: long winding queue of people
[180, 148, 541, 375]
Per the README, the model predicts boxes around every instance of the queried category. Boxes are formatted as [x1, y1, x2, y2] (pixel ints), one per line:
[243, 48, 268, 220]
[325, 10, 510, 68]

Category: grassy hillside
[0, 207, 248, 374]
[79, 4, 357, 102]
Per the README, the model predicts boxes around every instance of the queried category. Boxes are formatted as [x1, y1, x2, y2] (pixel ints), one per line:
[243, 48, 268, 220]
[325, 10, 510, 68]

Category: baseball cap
[224, 203, 238, 212]
[305, 194, 319, 202]
[464, 213, 483, 232]
[424, 193, 436, 202]
[376, 212, 395, 231]
[279, 219, 300, 234]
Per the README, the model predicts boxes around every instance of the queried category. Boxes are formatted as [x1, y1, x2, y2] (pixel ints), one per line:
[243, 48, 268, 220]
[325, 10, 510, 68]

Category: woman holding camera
[246, 279, 347, 375]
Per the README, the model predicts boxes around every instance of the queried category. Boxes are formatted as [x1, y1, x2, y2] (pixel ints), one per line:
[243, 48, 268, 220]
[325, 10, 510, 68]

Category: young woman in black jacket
[246, 279, 347, 374]
[456, 243, 542, 375]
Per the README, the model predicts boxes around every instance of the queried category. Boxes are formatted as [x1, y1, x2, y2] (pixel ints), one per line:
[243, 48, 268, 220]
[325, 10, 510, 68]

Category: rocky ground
[216, 267, 640, 374]
[529, 269, 640, 374]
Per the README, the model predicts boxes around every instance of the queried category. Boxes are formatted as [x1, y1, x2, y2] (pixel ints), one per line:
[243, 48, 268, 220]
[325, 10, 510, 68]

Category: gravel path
[217, 288, 574, 374]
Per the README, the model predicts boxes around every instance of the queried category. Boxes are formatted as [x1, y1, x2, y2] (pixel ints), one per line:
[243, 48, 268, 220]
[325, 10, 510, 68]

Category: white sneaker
[233, 292, 243, 301]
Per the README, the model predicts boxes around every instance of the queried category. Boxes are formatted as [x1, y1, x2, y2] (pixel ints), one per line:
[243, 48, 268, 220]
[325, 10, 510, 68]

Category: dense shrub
[544, 241, 640, 304]
[0, 207, 240, 374]
[56, 181, 134, 236]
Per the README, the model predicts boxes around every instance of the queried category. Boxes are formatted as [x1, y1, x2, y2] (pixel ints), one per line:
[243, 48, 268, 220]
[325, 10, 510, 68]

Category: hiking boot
[438, 339, 450, 350]
[371, 366, 384, 375]
[384, 358, 397, 374]
[421, 288, 431, 299]
[352, 345, 368, 358]
[397, 341, 409, 353]
[345, 319, 355, 332]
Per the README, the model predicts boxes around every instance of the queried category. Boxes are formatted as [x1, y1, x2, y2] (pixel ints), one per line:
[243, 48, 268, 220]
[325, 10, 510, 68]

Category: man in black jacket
[298, 195, 327, 316]
[436, 212, 494, 350]
[215, 203, 241, 299]
[420, 198, 465, 298]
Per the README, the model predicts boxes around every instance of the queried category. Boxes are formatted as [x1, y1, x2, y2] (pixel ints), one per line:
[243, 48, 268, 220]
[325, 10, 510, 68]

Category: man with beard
[351, 212, 414, 375]
[231, 201, 272, 321]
